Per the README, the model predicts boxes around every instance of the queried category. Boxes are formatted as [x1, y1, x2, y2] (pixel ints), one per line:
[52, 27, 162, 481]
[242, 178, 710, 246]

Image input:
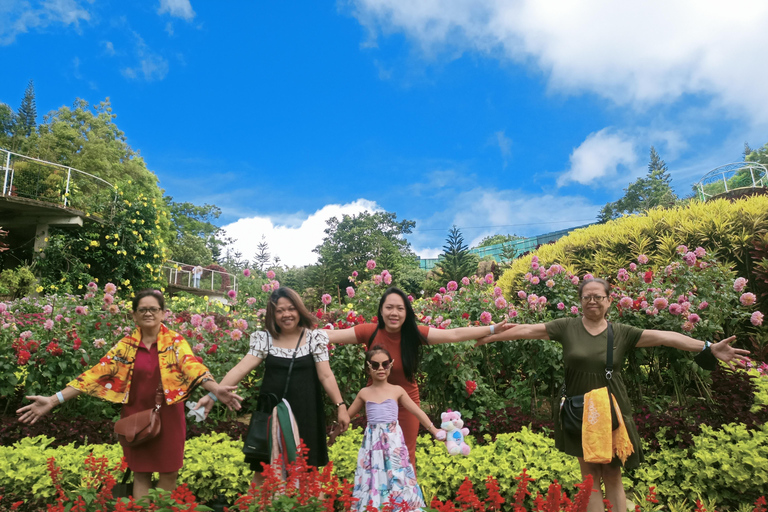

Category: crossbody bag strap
[281, 329, 305, 399]
[605, 322, 614, 380]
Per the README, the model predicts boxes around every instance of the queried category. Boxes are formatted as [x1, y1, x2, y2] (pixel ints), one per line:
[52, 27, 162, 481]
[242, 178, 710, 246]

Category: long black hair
[369, 287, 427, 382]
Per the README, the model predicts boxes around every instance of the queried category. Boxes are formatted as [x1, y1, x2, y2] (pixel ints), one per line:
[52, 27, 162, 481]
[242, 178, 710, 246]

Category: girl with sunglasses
[328, 286, 509, 468]
[346, 346, 443, 512]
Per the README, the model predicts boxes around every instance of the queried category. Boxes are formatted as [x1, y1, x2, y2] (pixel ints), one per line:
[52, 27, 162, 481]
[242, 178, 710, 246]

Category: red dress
[121, 343, 186, 473]
[354, 323, 430, 467]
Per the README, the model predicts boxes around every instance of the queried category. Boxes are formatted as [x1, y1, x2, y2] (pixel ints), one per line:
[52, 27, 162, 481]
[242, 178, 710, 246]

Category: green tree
[435, 226, 479, 283]
[313, 211, 417, 292]
[15, 79, 37, 137]
[0, 103, 15, 148]
[35, 188, 171, 294]
[598, 146, 678, 222]
[746, 141, 768, 167]
[165, 197, 225, 264]
[30, 98, 161, 202]
[476, 233, 522, 248]
[253, 235, 271, 271]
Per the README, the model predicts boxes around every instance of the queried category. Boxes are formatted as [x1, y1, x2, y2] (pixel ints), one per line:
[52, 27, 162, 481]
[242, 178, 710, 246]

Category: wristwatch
[335, 401, 347, 408]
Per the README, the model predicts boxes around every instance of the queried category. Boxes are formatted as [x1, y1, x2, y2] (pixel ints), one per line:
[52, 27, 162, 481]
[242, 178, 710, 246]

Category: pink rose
[741, 292, 757, 306]
[570, 306, 579, 315]
[557, 302, 565, 310]
[669, 304, 682, 315]
[733, 277, 748, 292]
[321, 294, 332, 305]
[346, 287, 355, 298]
[751, 311, 764, 326]
[447, 281, 458, 291]
[479, 311, 492, 324]
[637, 254, 649, 264]
[366, 260, 376, 270]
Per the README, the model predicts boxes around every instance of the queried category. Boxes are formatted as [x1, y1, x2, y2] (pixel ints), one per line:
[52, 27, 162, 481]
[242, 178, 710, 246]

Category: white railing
[694, 162, 768, 201]
[161, 260, 238, 294]
[0, 148, 115, 215]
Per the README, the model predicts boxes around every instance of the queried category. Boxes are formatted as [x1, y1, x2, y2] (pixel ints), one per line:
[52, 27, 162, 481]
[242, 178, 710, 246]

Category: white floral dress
[352, 399, 425, 511]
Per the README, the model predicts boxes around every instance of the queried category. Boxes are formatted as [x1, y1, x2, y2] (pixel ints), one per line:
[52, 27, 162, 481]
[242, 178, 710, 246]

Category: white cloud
[102, 40, 115, 56]
[121, 32, 169, 81]
[411, 187, 599, 256]
[559, 129, 638, 186]
[495, 130, 511, 167]
[349, 0, 768, 123]
[158, 0, 195, 21]
[0, 0, 90, 45]
[222, 199, 381, 267]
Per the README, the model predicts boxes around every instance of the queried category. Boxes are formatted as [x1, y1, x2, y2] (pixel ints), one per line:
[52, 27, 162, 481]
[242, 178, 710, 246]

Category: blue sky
[2, 0, 767, 266]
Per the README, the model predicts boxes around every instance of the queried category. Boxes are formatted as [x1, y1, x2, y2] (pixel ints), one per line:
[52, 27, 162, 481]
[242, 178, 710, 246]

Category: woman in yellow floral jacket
[17, 289, 242, 498]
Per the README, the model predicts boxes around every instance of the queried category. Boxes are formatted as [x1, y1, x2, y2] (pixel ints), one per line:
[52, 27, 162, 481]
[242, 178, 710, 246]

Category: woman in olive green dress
[478, 278, 749, 512]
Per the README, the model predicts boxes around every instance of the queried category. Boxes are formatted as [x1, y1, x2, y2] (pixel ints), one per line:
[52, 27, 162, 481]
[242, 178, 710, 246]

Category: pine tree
[16, 79, 37, 137]
[598, 146, 677, 221]
[254, 235, 271, 271]
[436, 226, 478, 283]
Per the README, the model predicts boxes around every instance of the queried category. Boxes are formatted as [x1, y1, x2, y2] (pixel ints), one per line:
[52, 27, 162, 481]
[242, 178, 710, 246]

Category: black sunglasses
[367, 359, 394, 371]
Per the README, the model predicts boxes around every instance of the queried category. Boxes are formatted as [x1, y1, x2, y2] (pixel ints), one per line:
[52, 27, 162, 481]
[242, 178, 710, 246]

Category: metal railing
[694, 162, 768, 201]
[161, 260, 238, 294]
[0, 148, 116, 216]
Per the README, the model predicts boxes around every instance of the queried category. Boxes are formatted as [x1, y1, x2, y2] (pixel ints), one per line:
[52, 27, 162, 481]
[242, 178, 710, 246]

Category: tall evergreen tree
[436, 226, 477, 283]
[598, 146, 677, 222]
[16, 79, 37, 137]
[254, 235, 271, 271]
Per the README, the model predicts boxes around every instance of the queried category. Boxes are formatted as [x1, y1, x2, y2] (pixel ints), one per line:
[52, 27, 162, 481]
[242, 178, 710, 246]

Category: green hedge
[3, 424, 766, 507]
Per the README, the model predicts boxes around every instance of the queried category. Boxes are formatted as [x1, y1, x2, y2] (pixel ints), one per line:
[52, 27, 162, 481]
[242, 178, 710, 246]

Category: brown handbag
[115, 385, 164, 448]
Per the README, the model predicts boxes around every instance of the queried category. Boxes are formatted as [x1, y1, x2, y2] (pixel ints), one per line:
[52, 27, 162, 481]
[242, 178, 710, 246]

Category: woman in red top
[328, 287, 508, 467]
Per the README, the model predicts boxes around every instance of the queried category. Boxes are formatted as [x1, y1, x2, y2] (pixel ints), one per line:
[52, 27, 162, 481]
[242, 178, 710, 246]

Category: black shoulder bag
[560, 322, 620, 434]
[242, 330, 304, 459]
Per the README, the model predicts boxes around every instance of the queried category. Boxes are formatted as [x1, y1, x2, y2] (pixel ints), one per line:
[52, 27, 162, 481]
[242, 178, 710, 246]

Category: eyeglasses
[581, 295, 607, 303]
[137, 307, 163, 315]
[367, 359, 393, 371]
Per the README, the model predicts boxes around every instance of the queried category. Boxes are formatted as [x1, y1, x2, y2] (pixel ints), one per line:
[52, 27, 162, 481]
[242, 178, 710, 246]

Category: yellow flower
[113, 242, 118, 246]
[44, 237, 49, 242]
[131, 219, 136, 224]
[87, 264, 91, 268]
[123, 279, 130, 286]
[105, 235, 110, 240]
[78, 284, 83, 289]
[36, 285, 44, 293]
[90, 240, 99, 247]
[94, 278, 99, 282]
[60, 278, 66, 282]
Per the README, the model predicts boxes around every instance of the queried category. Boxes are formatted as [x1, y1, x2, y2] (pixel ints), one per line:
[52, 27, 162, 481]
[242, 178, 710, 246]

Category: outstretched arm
[326, 327, 360, 346]
[397, 388, 440, 437]
[194, 354, 262, 414]
[427, 321, 512, 345]
[475, 323, 549, 346]
[637, 331, 749, 370]
[17, 386, 83, 425]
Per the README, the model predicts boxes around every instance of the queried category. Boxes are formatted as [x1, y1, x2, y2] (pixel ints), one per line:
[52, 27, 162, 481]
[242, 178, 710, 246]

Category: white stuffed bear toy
[436, 410, 471, 456]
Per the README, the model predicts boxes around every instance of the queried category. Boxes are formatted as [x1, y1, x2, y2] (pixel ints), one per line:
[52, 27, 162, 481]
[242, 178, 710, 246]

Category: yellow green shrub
[498, 196, 768, 297]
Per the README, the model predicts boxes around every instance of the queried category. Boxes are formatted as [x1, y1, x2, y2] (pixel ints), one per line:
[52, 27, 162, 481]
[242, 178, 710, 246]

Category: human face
[132, 296, 164, 331]
[368, 353, 393, 381]
[381, 293, 406, 332]
[579, 282, 611, 319]
[274, 297, 299, 333]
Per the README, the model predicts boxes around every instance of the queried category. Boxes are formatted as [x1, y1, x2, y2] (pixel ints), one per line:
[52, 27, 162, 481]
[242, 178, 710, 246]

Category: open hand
[711, 335, 750, 370]
[193, 395, 215, 415]
[17, 395, 56, 425]
[213, 385, 243, 411]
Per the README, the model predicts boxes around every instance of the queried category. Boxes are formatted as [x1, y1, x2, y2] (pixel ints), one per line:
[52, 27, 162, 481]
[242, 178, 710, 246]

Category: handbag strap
[605, 322, 614, 380]
[154, 383, 164, 407]
[278, 329, 305, 400]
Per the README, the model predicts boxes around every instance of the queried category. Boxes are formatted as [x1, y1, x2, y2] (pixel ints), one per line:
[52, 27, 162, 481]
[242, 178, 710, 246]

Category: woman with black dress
[197, 287, 350, 485]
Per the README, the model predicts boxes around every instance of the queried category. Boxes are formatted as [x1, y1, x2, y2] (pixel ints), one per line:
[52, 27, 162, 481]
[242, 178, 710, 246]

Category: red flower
[73, 338, 82, 350]
[462, 313, 470, 319]
[371, 316, 378, 323]
[465, 380, 477, 396]
[644, 270, 654, 284]
[27, 340, 39, 353]
[46, 342, 63, 356]
[17, 349, 31, 365]
[206, 344, 218, 354]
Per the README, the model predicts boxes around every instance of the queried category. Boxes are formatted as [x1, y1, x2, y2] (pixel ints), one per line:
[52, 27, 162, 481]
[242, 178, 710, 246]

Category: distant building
[417, 224, 594, 271]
